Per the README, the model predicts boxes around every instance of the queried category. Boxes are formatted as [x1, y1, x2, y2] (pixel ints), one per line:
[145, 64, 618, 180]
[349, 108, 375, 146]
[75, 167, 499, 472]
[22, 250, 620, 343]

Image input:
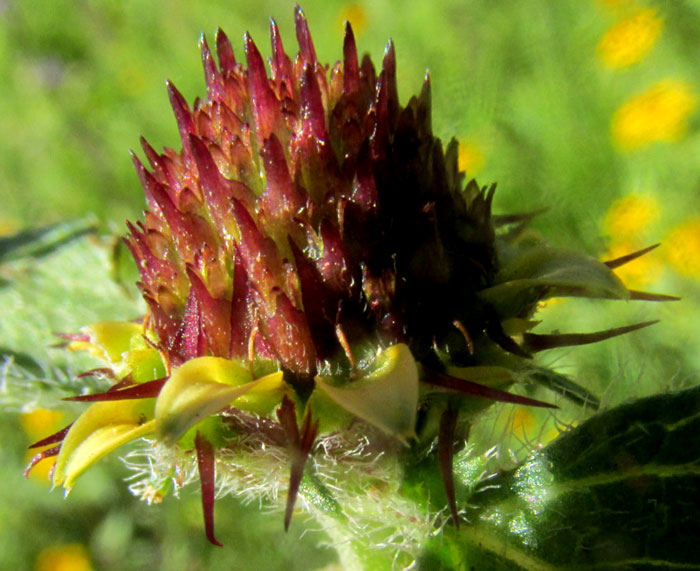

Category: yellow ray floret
[155, 357, 285, 445]
[68, 321, 165, 381]
[314, 343, 419, 444]
[53, 399, 156, 492]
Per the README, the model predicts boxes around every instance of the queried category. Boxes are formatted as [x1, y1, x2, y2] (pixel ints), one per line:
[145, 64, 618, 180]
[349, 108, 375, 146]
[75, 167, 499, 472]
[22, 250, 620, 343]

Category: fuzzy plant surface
[16, 7, 697, 570]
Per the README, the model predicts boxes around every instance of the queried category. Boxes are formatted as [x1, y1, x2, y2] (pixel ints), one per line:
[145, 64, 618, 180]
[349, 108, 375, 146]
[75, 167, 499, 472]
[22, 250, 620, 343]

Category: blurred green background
[1, 0, 698, 569]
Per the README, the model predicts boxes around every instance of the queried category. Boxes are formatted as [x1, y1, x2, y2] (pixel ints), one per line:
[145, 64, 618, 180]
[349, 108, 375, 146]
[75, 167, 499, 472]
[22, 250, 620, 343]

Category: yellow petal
[155, 356, 284, 445]
[82, 322, 142, 363]
[315, 343, 419, 443]
[70, 321, 166, 380]
[53, 399, 156, 492]
[231, 370, 286, 415]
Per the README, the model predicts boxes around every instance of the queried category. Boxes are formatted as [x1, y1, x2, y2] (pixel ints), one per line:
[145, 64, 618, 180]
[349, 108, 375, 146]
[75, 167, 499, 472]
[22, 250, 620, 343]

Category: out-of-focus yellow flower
[508, 408, 561, 447]
[338, 3, 366, 35]
[509, 408, 536, 436]
[35, 544, 93, 571]
[666, 218, 700, 277]
[604, 194, 659, 238]
[21, 409, 65, 441]
[24, 449, 55, 482]
[597, 9, 662, 69]
[0, 218, 19, 236]
[22, 409, 65, 482]
[457, 140, 485, 176]
[612, 80, 697, 150]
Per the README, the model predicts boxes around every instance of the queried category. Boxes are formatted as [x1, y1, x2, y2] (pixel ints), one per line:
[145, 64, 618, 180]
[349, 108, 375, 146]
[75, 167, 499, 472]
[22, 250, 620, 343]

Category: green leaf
[445, 385, 700, 570]
[480, 247, 629, 317]
[524, 366, 601, 409]
[0, 218, 97, 264]
[0, 234, 145, 410]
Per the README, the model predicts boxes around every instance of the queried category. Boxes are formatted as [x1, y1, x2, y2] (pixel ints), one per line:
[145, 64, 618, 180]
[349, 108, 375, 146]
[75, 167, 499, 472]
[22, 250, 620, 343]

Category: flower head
[27, 7, 676, 546]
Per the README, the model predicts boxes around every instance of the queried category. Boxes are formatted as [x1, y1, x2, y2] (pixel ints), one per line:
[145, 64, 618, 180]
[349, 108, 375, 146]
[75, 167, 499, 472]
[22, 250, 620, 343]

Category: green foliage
[0, 224, 141, 410]
[439, 385, 700, 570]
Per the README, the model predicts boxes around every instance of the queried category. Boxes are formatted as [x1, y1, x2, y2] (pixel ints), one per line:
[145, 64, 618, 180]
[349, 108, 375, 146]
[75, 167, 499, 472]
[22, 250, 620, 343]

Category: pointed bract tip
[628, 290, 681, 302]
[269, 18, 286, 60]
[130, 151, 148, 180]
[384, 38, 395, 57]
[294, 4, 317, 64]
[438, 407, 460, 528]
[200, 33, 216, 69]
[215, 27, 236, 71]
[421, 71, 432, 99]
[139, 135, 157, 155]
[195, 432, 224, 547]
[522, 320, 661, 353]
[244, 31, 264, 62]
[269, 18, 280, 44]
[604, 243, 660, 270]
[166, 80, 191, 109]
[343, 20, 357, 57]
